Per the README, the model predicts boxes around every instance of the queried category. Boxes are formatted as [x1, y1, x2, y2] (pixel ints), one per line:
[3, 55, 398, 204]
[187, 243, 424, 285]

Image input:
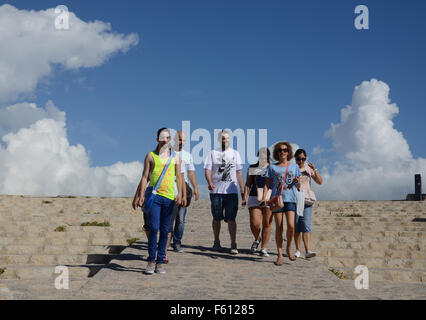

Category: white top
[204, 148, 243, 194]
[178, 150, 195, 184]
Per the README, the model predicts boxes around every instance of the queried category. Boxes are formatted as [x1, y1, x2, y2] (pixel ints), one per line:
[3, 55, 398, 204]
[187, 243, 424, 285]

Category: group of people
[132, 128, 322, 274]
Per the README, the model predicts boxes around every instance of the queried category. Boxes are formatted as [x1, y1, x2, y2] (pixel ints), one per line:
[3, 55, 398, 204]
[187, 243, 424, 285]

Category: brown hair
[273, 141, 293, 162]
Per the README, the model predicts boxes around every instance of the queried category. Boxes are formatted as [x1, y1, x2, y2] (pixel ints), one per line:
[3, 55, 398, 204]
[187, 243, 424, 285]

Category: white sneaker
[306, 251, 316, 259]
[260, 248, 269, 257]
[294, 250, 301, 258]
[144, 261, 155, 275]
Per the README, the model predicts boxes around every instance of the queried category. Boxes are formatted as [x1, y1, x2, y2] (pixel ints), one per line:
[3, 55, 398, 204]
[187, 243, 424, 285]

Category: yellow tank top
[149, 151, 176, 200]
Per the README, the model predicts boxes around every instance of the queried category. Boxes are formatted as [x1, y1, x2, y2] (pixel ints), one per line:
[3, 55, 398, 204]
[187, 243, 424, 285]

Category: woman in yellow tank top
[133, 128, 182, 275]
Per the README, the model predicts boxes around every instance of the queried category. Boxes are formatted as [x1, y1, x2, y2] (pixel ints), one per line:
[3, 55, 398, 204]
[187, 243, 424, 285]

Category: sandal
[274, 257, 284, 266]
[287, 250, 296, 261]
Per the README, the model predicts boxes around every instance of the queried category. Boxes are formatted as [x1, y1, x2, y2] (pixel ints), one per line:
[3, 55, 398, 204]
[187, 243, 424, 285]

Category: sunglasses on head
[296, 157, 306, 161]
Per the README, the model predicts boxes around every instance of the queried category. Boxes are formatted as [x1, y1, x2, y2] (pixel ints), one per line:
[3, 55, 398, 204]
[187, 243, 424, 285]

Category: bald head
[174, 131, 186, 151]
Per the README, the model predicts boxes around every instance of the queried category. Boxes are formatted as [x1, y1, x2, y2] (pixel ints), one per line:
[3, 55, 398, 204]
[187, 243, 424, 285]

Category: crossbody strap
[278, 164, 290, 196]
[153, 150, 175, 194]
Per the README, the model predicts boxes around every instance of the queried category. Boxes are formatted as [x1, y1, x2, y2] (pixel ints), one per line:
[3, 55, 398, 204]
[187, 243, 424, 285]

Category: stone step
[0, 264, 105, 280]
[0, 253, 118, 266]
[0, 245, 127, 255]
[0, 229, 141, 239]
[316, 256, 426, 269]
[313, 225, 425, 232]
[0, 224, 142, 232]
[0, 233, 135, 245]
[328, 267, 426, 283]
[311, 240, 424, 251]
[314, 248, 426, 260]
[314, 231, 426, 241]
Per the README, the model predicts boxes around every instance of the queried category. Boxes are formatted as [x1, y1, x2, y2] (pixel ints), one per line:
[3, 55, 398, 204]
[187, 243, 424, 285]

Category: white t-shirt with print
[204, 148, 243, 194]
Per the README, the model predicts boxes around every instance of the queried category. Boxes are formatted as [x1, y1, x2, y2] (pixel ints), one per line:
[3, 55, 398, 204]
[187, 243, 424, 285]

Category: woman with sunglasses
[263, 142, 301, 265]
[294, 149, 322, 259]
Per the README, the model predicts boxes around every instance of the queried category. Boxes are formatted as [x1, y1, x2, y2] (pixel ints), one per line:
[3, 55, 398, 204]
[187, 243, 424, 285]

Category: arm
[181, 172, 187, 207]
[236, 169, 244, 200]
[242, 171, 252, 206]
[136, 153, 153, 207]
[205, 169, 215, 191]
[175, 154, 182, 206]
[188, 170, 199, 201]
[308, 163, 323, 185]
[132, 181, 141, 210]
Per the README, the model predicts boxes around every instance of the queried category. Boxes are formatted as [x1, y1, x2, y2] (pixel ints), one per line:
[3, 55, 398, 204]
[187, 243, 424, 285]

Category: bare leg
[295, 232, 302, 252]
[228, 220, 237, 244]
[212, 220, 221, 242]
[261, 207, 272, 249]
[249, 208, 262, 241]
[303, 232, 311, 253]
[285, 211, 296, 260]
[274, 212, 284, 265]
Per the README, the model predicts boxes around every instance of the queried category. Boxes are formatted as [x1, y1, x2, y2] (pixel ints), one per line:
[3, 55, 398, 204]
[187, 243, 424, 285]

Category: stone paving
[1, 197, 425, 300]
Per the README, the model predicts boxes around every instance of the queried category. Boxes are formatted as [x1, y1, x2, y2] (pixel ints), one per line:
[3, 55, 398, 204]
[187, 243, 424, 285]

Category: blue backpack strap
[153, 150, 175, 194]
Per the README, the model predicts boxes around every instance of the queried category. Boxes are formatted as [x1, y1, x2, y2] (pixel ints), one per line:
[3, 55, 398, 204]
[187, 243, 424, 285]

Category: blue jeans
[147, 195, 175, 264]
[171, 205, 187, 245]
[295, 204, 313, 233]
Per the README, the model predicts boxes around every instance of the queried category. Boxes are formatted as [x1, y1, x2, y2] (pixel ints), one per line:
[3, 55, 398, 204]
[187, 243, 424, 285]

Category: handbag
[185, 183, 193, 207]
[300, 171, 316, 206]
[267, 164, 289, 212]
[142, 151, 175, 213]
[256, 175, 272, 202]
[304, 188, 317, 206]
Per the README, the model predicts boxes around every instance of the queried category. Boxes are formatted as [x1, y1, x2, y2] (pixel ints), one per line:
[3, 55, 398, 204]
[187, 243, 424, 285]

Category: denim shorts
[272, 202, 297, 214]
[209, 193, 238, 222]
[295, 205, 313, 233]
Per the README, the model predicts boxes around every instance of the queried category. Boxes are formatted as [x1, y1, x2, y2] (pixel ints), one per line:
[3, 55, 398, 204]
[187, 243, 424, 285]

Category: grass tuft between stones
[81, 221, 111, 227]
[126, 238, 140, 246]
[54, 226, 67, 232]
[329, 268, 345, 280]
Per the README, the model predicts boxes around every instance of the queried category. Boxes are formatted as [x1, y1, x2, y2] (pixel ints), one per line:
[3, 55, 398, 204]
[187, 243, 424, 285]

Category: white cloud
[311, 145, 324, 156]
[0, 100, 64, 136]
[0, 4, 141, 197]
[0, 101, 142, 196]
[0, 4, 139, 103]
[314, 79, 426, 200]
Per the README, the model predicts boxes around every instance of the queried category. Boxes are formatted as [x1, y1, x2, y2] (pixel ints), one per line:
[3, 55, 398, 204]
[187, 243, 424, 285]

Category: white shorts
[248, 196, 269, 209]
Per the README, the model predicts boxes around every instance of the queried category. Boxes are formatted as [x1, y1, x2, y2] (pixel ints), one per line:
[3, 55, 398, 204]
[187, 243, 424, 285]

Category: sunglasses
[296, 157, 306, 161]
[278, 148, 288, 153]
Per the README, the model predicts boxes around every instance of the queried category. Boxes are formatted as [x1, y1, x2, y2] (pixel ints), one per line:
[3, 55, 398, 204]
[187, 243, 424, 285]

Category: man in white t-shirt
[204, 130, 244, 254]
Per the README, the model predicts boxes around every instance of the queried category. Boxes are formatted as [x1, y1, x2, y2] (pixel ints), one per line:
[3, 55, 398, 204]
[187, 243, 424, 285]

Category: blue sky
[1, 0, 426, 198]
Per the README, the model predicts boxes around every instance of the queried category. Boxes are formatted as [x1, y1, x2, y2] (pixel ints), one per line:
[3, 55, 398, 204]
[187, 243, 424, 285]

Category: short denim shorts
[209, 193, 238, 222]
[272, 202, 297, 214]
